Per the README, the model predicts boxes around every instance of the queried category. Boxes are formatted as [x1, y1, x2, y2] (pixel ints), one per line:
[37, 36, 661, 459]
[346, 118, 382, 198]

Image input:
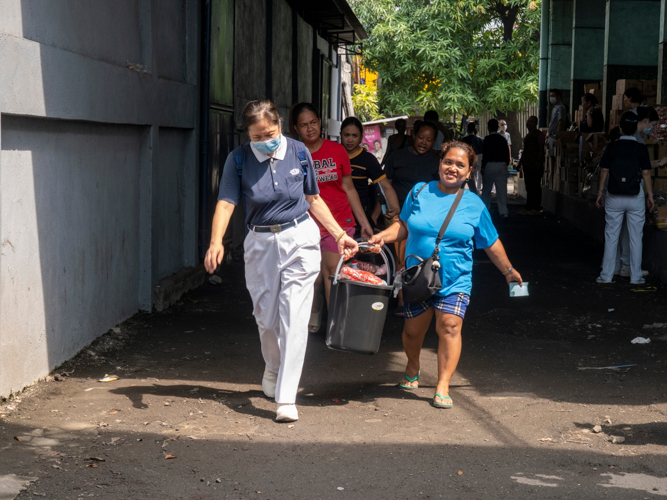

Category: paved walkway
[1, 205, 667, 499]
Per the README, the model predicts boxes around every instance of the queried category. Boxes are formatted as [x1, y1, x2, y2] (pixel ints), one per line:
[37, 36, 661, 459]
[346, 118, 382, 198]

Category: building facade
[0, 0, 364, 398]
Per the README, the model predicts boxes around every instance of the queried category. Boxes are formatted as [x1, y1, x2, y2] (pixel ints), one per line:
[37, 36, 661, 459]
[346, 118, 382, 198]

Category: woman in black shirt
[580, 93, 604, 133]
[340, 117, 401, 227]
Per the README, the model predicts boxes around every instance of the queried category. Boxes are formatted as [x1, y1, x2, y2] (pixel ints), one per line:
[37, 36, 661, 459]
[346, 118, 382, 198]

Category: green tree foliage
[349, 0, 541, 117]
[352, 82, 385, 123]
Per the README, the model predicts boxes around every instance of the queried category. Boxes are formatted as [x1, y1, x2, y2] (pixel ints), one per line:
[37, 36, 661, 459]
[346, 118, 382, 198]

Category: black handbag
[400, 187, 465, 304]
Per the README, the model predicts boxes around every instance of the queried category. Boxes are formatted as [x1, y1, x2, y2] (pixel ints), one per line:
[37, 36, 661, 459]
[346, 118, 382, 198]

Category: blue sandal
[432, 393, 453, 409]
[399, 370, 420, 389]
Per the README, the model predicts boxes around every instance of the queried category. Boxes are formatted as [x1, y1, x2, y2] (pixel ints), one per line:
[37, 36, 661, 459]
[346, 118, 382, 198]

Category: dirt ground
[2, 204, 667, 499]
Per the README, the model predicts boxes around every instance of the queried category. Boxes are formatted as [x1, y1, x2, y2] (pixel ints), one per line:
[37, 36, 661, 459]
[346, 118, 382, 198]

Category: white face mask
[550, 97, 557, 105]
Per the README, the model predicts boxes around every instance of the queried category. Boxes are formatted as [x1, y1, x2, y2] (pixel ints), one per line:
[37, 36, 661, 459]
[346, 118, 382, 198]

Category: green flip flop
[432, 393, 453, 409]
[399, 370, 420, 389]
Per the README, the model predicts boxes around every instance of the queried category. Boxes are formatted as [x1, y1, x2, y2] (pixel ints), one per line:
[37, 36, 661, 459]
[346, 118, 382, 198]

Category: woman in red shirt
[291, 103, 373, 331]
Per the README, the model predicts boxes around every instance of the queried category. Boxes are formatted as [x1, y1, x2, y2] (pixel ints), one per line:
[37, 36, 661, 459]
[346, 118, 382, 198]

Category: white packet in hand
[509, 282, 529, 297]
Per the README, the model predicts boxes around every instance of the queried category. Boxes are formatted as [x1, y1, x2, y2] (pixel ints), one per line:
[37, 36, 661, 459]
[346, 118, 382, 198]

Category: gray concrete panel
[234, 0, 267, 109]
[157, 0, 187, 83]
[297, 15, 313, 105]
[547, 0, 573, 91]
[272, 0, 293, 113]
[0, 116, 144, 397]
[604, 0, 660, 67]
[0, 1, 200, 398]
[153, 127, 188, 283]
[0, 0, 142, 68]
[0, 35, 197, 128]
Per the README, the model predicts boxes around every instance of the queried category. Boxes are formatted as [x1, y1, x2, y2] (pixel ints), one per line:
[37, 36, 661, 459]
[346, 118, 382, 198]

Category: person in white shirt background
[498, 119, 512, 164]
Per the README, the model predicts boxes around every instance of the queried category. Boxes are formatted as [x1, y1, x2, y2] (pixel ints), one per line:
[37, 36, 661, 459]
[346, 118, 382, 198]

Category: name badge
[290, 168, 300, 176]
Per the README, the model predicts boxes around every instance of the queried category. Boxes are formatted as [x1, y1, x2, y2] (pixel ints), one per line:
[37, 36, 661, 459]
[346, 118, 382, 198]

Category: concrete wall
[0, 0, 199, 397]
[1, 117, 145, 387]
[272, 0, 293, 125]
[297, 15, 314, 106]
[548, 0, 573, 106]
[234, 0, 267, 132]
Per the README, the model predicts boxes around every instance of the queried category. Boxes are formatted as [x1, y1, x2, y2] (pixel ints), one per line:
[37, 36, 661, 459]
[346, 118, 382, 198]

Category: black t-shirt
[349, 148, 386, 212]
[482, 133, 510, 166]
[460, 134, 484, 155]
[385, 147, 440, 207]
[600, 138, 651, 195]
[580, 107, 604, 133]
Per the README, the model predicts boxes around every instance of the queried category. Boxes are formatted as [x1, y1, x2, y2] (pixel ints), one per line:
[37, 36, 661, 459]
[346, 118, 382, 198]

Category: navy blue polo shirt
[218, 135, 320, 226]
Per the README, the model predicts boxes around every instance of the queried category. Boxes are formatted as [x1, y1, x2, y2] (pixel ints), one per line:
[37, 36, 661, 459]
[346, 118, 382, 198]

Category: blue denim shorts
[404, 293, 470, 319]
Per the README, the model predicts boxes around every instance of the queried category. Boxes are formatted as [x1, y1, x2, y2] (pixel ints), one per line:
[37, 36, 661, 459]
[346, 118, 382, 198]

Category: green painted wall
[571, 0, 605, 80]
[605, 0, 660, 66]
[548, 0, 574, 90]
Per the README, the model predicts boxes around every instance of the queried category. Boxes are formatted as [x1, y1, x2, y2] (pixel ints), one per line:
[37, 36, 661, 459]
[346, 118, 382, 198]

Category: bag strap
[433, 189, 465, 252]
[410, 182, 429, 201]
[298, 150, 309, 176]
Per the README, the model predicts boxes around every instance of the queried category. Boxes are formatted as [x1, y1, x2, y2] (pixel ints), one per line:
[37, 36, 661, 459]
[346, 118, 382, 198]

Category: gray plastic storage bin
[325, 245, 394, 355]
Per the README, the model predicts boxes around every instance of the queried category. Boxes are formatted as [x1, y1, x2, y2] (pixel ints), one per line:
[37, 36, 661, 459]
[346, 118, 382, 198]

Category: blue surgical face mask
[252, 135, 281, 154]
[643, 126, 653, 135]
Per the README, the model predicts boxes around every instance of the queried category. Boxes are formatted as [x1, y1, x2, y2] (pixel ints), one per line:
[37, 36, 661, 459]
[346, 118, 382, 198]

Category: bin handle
[354, 237, 396, 280]
[332, 242, 393, 287]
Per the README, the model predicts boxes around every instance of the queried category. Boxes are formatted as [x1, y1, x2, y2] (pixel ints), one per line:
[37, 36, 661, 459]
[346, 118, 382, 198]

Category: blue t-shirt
[400, 182, 498, 297]
[218, 136, 319, 226]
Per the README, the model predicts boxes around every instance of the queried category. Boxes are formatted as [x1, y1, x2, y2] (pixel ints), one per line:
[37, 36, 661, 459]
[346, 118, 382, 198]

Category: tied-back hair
[241, 100, 281, 131]
[637, 106, 659, 122]
[440, 141, 476, 169]
[623, 87, 643, 104]
[620, 111, 639, 136]
[341, 116, 364, 135]
[582, 93, 599, 106]
[290, 102, 320, 135]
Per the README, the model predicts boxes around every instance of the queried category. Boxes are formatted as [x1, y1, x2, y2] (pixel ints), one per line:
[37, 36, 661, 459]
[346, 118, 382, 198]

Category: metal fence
[475, 103, 540, 139]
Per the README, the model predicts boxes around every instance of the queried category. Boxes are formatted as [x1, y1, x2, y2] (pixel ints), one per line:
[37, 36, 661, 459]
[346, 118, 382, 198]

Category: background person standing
[424, 110, 447, 151]
[385, 121, 440, 317]
[340, 116, 401, 227]
[460, 122, 483, 194]
[481, 119, 511, 218]
[498, 119, 512, 164]
[580, 94, 604, 133]
[517, 116, 545, 215]
[596, 112, 654, 285]
[382, 118, 412, 165]
[547, 89, 567, 156]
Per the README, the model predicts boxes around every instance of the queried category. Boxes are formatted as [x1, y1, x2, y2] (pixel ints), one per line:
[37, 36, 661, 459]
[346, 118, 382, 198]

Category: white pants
[615, 218, 630, 273]
[600, 193, 645, 282]
[482, 162, 509, 216]
[243, 216, 321, 404]
[614, 180, 644, 273]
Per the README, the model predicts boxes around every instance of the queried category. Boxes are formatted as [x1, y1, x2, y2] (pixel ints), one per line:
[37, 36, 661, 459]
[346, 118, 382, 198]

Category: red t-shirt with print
[310, 139, 355, 235]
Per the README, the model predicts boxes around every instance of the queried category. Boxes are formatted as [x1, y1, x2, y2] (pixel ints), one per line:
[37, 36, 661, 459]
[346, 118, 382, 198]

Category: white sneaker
[262, 366, 278, 399]
[276, 404, 299, 422]
[630, 278, 646, 285]
[619, 268, 648, 278]
[596, 276, 614, 284]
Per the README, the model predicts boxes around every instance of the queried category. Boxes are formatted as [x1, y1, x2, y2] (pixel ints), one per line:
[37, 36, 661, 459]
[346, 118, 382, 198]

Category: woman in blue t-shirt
[368, 142, 523, 409]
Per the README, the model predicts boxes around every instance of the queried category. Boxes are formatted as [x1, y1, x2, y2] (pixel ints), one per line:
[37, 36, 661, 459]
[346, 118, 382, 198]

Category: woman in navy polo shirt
[368, 142, 522, 409]
[205, 100, 358, 423]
